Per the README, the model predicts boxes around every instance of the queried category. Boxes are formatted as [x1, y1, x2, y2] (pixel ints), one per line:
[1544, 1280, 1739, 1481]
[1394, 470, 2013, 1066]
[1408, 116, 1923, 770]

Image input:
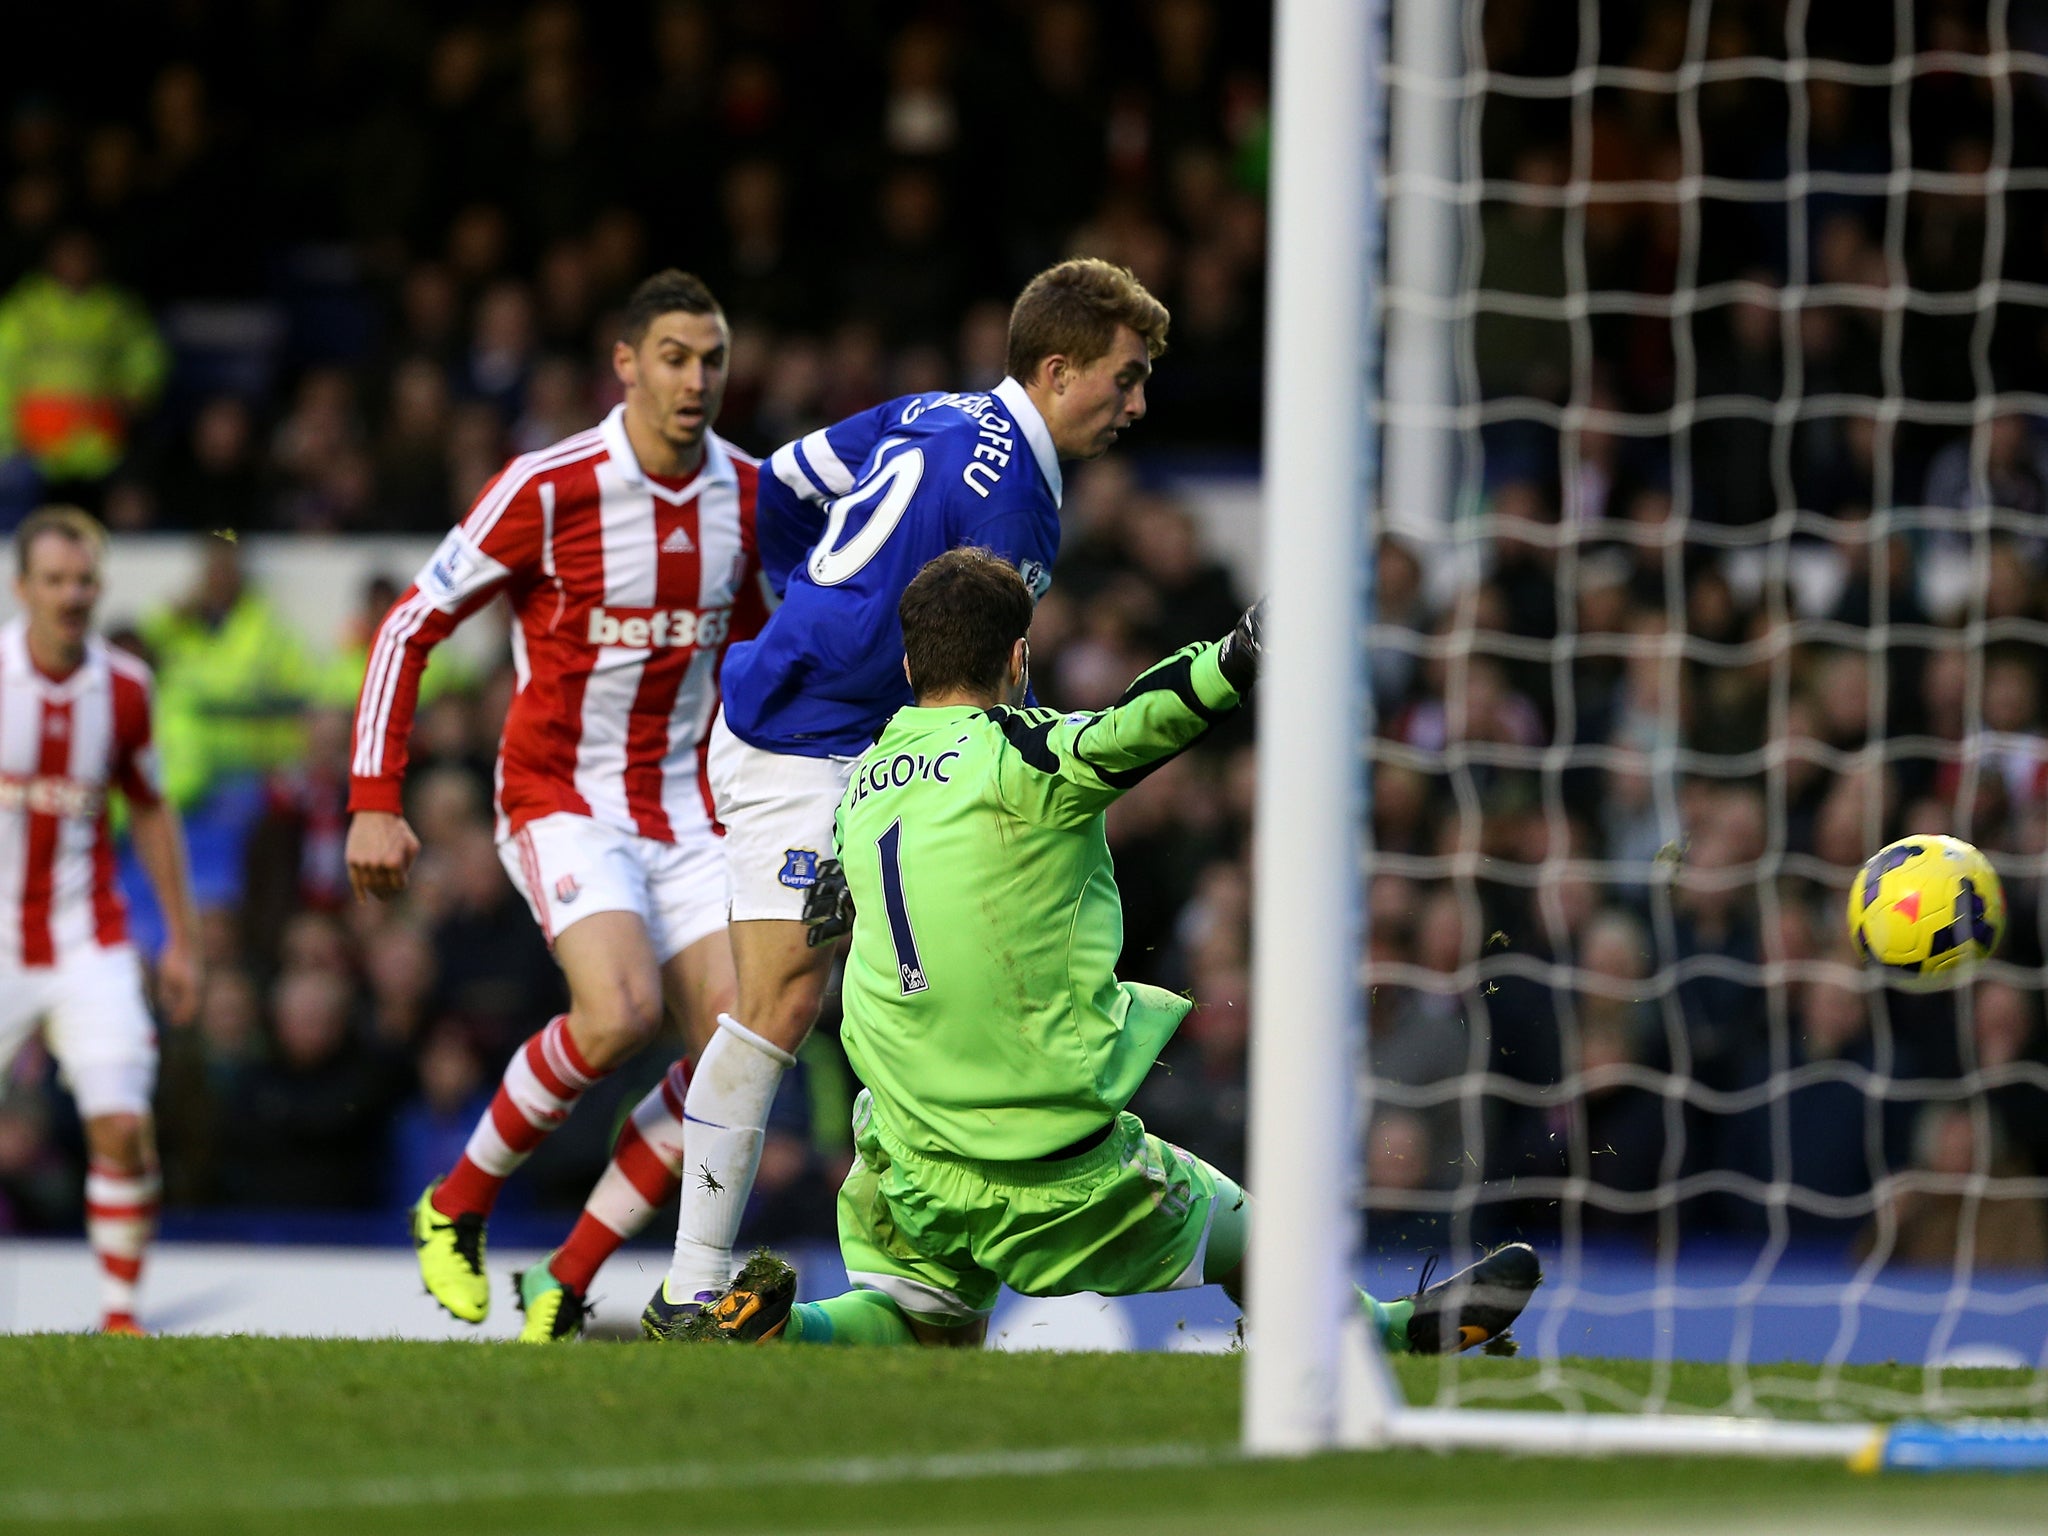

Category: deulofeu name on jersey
[898, 391, 1017, 500]
[0, 773, 104, 818]
[848, 747, 961, 806]
[585, 604, 732, 650]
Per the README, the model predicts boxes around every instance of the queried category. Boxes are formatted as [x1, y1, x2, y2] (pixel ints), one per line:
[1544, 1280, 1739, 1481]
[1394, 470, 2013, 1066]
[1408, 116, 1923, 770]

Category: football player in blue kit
[647, 258, 1169, 1329]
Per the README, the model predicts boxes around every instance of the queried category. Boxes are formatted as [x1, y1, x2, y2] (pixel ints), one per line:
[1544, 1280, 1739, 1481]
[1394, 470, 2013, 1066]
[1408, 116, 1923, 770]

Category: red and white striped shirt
[0, 620, 161, 970]
[350, 406, 766, 844]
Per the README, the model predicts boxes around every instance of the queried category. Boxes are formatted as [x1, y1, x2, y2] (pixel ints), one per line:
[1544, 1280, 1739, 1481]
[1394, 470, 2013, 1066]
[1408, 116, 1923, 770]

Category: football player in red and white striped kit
[345, 270, 768, 1341]
[0, 506, 201, 1334]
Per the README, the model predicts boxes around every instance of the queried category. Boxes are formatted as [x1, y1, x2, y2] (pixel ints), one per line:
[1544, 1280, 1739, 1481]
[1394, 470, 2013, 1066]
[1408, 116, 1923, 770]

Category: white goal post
[1246, 0, 2048, 1467]
[1243, 0, 1382, 1457]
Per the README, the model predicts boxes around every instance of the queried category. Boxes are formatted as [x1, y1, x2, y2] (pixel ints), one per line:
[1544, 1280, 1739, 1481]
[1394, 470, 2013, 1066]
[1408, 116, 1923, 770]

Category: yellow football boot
[410, 1181, 490, 1324]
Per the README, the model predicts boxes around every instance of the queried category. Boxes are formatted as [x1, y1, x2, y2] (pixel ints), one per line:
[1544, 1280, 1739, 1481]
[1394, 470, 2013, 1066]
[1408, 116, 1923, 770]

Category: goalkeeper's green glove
[1217, 598, 1267, 691]
[803, 858, 854, 948]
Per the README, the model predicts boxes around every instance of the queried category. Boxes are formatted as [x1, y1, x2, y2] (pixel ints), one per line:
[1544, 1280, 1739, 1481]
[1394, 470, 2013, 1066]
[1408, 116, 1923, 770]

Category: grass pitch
[1, 1339, 2042, 1535]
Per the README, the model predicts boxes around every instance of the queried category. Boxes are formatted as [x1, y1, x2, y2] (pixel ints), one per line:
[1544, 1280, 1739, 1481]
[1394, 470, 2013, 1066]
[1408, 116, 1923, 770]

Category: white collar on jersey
[994, 376, 1063, 509]
[0, 617, 106, 699]
[599, 403, 737, 505]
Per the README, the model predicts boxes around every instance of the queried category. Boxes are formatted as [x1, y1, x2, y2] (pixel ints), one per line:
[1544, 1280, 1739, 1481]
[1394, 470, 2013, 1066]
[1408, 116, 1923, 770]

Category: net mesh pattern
[1366, 0, 2048, 1418]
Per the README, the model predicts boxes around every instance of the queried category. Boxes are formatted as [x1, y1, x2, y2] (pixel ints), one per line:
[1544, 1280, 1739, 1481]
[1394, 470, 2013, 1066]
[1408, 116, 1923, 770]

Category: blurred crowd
[0, 0, 1271, 534]
[1359, 0, 2048, 1266]
[4, 0, 2048, 1277]
[0, 0, 1273, 1248]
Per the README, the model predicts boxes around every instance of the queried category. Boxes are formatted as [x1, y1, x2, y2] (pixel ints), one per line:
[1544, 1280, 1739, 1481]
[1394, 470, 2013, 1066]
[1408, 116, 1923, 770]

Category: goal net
[1249, 0, 2048, 1462]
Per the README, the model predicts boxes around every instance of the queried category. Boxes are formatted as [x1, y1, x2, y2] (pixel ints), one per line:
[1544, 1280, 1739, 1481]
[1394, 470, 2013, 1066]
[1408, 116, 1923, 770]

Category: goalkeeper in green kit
[666, 548, 1541, 1350]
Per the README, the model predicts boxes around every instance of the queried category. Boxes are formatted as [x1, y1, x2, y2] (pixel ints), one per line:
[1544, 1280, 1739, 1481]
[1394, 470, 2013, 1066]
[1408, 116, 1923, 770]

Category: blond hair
[14, 505, 107, 577]
[1006, 258, 1169, 383]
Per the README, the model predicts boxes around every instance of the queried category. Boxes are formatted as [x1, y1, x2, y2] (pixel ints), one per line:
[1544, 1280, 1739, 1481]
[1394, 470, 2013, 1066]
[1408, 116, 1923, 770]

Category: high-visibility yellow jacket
[0, 274, 167, 480]
[142, 594, 320, 805]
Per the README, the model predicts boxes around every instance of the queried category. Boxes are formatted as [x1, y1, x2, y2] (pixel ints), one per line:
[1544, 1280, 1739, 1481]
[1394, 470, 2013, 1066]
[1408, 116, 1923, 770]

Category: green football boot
[514, 1256, 590, 1343]
[410, 1181, 490, 1324]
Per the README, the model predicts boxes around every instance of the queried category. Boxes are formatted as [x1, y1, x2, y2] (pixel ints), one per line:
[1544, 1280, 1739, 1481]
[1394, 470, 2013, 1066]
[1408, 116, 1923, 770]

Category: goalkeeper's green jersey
[833, 638, 1244, 1161]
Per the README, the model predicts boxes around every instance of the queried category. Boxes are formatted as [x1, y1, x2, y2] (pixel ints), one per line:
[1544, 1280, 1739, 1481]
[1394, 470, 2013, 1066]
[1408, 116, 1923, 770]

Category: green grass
[1, 1339, 2043, 1534]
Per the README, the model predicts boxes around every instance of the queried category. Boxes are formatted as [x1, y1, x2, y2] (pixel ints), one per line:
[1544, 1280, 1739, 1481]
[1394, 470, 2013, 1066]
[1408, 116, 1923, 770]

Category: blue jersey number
[808, 445, 926, 587]
[876, 818, 929, 995]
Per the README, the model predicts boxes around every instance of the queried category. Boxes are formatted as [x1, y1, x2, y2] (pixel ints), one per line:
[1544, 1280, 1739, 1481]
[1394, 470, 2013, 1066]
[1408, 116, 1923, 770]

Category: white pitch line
[0, 1441, 1226, 1524]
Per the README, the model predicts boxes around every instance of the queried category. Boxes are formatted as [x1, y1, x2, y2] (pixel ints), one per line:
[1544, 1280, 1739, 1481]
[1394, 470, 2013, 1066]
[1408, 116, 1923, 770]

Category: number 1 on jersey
[877, 818, 929, 995]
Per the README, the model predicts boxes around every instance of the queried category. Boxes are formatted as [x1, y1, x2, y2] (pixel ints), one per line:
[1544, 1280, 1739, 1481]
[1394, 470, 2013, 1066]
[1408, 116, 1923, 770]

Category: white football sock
[665, 1014, 795, 1300]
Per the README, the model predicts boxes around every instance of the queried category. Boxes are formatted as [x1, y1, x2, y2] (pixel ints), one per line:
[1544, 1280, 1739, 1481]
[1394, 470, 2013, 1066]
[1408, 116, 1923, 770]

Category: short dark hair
[621, 269, 723, 346]
[1006, 258, 1169, 383]
[899, 548, 1034, 701]
[14, 504, 106, 577]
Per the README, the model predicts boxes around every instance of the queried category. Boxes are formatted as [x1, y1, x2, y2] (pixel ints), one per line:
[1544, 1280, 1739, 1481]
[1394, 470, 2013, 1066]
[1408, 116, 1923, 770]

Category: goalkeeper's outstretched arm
[990, 601, 1263, 828]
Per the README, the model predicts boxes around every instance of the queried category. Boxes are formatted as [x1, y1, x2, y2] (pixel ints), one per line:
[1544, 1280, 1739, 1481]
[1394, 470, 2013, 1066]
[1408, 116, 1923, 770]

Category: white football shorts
[0, 947, 157, 1117]
[705, 708, 857, 923]
[499, 812, 729, 962]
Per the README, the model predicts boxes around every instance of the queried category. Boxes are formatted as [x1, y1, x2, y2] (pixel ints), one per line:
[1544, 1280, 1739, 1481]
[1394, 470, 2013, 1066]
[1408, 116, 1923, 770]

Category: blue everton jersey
[722, 376, 1063, 757]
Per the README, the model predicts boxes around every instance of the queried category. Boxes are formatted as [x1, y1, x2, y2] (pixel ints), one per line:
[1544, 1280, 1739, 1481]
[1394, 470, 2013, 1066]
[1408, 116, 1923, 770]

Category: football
[1847, 834, 2006, 975]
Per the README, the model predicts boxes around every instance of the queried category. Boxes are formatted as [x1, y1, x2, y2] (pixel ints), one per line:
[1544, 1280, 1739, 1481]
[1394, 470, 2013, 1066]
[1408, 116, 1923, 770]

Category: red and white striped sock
[549, 1058, 693, 1295]
[433, 1015, 603, 1219]
[85, 1163, 160, 1326]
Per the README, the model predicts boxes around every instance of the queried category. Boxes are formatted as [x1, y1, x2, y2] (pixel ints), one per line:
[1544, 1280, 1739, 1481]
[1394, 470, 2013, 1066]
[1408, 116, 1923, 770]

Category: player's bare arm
[345, 809, 422, 902]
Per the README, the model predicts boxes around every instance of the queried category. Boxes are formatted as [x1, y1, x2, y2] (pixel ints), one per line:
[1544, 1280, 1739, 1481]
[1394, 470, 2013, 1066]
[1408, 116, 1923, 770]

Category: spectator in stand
[1976, 981, 2048, 1177]
[140, 542, 319, 807]
[1920, 417, 2048, 564]
[1363, 885, 1474, 1194]
[1120, 494, 1243, 655]
[0, 229, 165, 523]
[152, 395, 264, 535]
[843, 166, 963, 349]
[1860, 1103, 2048, 1271]
[1368, 538, 1428, 721]
[417, 820, 563, 1060]
[240, 707, 355, 982]
[458, 281, 538, 422]
[0, 1088, 74, 1232]
[221, 967, 411, 1210]
[1364, 1108, 1436, 1242]
[267, 369, 368, 532]
[1976, 648, 2047, 820]
[373, 359, 455, 532]
[1669, 785, 1769, 1089]
[387, 1020, 489, 1212]
[510, 356, 589, 457]
[155, 965, 264, 1206]
[1474, 146, 1570, 402]
[363, 919, 438, 1047]
[1722, 962, 1903, 1242]
[1532, 908, 1671, 1235]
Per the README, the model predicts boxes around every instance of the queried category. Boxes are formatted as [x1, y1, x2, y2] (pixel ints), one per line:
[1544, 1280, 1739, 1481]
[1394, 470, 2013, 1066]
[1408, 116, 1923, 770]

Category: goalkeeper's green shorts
[834, 1089, 1244, 1325]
